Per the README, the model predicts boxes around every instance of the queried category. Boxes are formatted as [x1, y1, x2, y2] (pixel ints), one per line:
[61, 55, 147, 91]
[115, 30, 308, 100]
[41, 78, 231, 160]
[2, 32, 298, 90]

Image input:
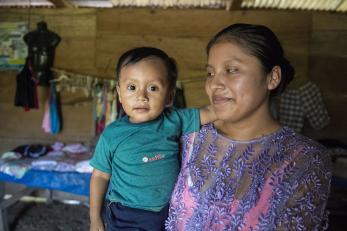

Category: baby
[89, 47, 216, 231]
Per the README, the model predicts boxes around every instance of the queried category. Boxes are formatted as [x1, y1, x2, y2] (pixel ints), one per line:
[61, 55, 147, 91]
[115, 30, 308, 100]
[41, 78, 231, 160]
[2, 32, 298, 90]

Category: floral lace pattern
[166, 124, 331, 231]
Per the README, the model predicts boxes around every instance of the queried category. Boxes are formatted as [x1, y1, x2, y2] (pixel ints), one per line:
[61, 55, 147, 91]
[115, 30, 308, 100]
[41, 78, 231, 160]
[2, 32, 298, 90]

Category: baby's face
[117, 58, 172, 123]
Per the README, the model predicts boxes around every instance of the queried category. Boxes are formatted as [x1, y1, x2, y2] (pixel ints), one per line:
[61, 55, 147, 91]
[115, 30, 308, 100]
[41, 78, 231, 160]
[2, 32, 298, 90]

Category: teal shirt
[90, 107, 200, 211]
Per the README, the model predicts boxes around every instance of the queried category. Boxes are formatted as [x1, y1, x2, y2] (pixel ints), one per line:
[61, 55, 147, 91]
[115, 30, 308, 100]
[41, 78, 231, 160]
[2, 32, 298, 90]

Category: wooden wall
[304, 13, 347, 142]
[0, 8, 346, 152]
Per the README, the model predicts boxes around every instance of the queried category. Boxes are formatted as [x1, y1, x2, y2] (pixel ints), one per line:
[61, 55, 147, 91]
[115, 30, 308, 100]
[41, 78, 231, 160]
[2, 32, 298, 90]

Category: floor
[10, 201, 89, 231]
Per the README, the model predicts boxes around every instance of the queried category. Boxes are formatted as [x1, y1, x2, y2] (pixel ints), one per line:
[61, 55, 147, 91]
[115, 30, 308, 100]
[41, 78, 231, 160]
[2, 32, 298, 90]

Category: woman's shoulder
[280, 127, 331, 170]
[281, 127, 327, 153]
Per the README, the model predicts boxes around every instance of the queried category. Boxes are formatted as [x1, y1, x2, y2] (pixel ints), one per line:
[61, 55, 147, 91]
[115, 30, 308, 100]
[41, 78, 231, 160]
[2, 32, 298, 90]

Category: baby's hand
[90, 218, 105, 231]
[200, 105, 217, 125]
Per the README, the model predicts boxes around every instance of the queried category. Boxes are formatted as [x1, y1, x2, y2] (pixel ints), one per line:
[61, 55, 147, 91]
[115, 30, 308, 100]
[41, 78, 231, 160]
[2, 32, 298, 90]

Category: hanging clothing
[14, 59, 39, 110]
[279, 81, 330, 132]
[49, 82, 61, 134]
[173, 85, 186, 109]
[42, 99, 51, 133]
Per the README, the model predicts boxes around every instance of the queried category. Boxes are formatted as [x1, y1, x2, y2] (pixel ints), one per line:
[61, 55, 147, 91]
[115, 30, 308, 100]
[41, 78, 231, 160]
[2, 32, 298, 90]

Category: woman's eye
[148, 86, 158, 92]
[127, 85, 136, 91]
[226, 68, 237, 74]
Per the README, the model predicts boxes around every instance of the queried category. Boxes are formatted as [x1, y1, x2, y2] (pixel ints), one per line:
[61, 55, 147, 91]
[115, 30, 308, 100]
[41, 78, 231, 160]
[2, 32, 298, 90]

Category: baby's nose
[137, 89, 149, 102]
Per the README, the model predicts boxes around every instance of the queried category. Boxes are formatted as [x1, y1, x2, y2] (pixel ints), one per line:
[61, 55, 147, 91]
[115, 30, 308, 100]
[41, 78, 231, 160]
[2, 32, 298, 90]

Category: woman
[166, 23, 331, 230]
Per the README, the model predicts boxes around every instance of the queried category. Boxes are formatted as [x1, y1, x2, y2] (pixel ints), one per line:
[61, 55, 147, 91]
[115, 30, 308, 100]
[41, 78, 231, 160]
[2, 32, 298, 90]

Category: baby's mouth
[133, 106, 150, 112]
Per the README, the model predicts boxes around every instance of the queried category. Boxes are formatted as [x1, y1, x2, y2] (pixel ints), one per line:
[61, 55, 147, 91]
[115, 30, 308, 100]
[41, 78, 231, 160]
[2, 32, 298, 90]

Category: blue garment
[50, 83, 60, 134]
[90, 107, 200, 212]
[105, 201, 168, 231]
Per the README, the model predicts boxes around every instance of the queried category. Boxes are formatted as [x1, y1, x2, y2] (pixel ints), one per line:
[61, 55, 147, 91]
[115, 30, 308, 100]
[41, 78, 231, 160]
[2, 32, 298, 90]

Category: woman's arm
[200, 105, 217, 125]
[89, 169, 111, 231]
[275, 152, 332, 231]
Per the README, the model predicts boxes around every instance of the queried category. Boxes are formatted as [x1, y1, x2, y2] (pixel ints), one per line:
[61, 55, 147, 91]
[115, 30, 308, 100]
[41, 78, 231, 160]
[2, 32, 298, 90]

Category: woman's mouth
[212, 96, 232, 105]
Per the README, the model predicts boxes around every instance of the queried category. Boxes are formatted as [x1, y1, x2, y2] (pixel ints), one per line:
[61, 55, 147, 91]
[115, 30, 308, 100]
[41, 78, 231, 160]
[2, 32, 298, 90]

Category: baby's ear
[267, 66, 281, 90]
[166, 89, 175, 107]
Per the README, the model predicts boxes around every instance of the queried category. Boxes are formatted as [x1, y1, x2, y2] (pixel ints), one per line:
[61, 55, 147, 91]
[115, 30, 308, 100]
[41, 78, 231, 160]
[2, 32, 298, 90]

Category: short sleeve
[89, 134, 113, 174]
[275, 150, 332, 230]
[175, 108, 200, 134]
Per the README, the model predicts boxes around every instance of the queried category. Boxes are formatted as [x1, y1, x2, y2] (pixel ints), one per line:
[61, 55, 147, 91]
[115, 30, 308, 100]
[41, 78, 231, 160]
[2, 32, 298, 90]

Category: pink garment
[166, 124, 331, 231]
[42, 99, 51, 133]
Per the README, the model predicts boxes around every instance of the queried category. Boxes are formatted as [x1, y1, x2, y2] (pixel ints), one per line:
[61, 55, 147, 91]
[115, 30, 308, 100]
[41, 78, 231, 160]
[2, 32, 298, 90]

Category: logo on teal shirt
[142, 154, 165, 163]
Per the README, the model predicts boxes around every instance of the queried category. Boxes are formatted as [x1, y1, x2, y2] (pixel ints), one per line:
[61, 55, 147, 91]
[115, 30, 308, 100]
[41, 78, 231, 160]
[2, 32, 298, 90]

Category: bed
[0, 148, 92, 231]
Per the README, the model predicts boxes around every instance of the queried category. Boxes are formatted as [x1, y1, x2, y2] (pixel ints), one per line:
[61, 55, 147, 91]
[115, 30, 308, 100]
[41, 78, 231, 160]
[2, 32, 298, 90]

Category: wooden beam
[225, 0, 243, 11]
[48, 0, 75, 8]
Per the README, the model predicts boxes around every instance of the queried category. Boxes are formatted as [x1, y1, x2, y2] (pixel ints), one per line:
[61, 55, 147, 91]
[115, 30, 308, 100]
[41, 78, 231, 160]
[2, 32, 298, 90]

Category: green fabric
[90, 107, 200, 211]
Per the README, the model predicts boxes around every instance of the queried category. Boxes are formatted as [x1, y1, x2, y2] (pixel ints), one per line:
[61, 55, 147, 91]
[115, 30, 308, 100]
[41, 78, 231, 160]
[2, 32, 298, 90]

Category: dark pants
[105, 201, 169, 231]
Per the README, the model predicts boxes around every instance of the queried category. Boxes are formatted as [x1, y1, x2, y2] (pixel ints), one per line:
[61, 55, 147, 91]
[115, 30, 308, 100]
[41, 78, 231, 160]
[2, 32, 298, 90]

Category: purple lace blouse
[166, 124, 331, 231]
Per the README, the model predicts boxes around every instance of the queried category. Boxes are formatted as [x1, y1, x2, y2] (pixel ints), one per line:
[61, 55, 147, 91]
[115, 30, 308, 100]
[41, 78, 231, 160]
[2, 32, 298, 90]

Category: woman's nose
[209, 73, 225, 90]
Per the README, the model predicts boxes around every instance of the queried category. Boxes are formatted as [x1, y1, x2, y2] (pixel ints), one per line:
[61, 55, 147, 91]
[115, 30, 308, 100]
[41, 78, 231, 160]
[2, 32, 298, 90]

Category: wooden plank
[55, 38, 95, 70]
[308, 56, 347, 93]
[48, 0, 75, 8]
[95, 34, 209, 77]
[96, 9, 311, 37]
[303, 95, 347, 143]
[0, 74, 94, 141]
[183, 80, 209, 108]
[0, 102, 94, 140]
[310, 31, 347, 57]
[312, 12, 347, 31]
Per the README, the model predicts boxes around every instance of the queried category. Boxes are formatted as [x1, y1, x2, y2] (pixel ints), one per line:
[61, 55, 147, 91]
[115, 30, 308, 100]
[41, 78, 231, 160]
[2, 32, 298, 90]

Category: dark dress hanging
[14, 58, 38, 110]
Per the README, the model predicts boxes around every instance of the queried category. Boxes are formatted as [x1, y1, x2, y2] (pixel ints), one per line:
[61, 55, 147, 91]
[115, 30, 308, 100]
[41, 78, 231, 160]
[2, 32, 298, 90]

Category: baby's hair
[207, 23, 295, 97]
[116, 47, 178, 91]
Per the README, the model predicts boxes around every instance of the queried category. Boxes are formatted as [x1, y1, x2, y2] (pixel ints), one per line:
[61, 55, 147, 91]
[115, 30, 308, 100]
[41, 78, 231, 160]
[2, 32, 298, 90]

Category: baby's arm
[89, 169, 111, 231]
[200, 105, 217, 125]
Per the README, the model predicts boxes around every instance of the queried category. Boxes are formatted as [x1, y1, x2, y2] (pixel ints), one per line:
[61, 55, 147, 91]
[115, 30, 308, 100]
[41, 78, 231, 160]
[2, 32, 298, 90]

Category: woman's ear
[116, 84, 122, 103]
[267, 66, 281, 90]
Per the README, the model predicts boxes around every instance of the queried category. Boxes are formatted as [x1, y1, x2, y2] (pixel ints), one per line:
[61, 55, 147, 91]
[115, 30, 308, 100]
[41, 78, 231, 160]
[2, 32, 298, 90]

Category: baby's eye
[148, 85, 158, 92]
[206, 72, 214, 78]
[127, 84, 136, 91]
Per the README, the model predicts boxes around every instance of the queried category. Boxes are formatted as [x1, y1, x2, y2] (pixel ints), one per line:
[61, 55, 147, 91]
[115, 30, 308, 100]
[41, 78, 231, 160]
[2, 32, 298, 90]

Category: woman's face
[205, 41, 274, 124]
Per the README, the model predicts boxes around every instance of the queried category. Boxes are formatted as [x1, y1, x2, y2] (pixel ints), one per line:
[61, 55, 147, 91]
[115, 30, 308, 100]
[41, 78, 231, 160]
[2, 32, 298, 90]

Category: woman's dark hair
[207, 23, 295, 96]
[116, 47, 178, 91]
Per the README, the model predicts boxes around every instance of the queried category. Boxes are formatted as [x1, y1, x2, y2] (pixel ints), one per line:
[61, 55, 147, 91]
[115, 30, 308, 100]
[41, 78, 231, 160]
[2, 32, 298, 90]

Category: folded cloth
[62, 143, 89, 154]
[24, 145, 49, 158]
[46, 150, 64, 157]
[1, 152, 22, 160]
[51, 142, 64, 151]
[55, 162, 75, 172]
[31, 160, 57, 171]
[75, 160, 93, 173]
[0, 163, 29, 178]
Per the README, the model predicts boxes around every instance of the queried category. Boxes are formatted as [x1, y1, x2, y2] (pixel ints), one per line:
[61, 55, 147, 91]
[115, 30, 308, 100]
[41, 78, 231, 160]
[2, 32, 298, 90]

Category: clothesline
[51, 67, 207, 87]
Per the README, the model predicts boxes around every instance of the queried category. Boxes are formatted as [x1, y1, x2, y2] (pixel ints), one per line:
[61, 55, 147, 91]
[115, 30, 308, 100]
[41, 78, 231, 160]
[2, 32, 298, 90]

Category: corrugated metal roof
[0, 0, 54, 8]
[0, 0, 346, 12]
[242, 0, 347, 13]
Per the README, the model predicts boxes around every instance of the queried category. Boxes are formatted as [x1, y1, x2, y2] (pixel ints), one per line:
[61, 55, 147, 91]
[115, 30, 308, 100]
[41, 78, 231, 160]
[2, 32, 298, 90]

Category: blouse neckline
[208, 123, 288, 144]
